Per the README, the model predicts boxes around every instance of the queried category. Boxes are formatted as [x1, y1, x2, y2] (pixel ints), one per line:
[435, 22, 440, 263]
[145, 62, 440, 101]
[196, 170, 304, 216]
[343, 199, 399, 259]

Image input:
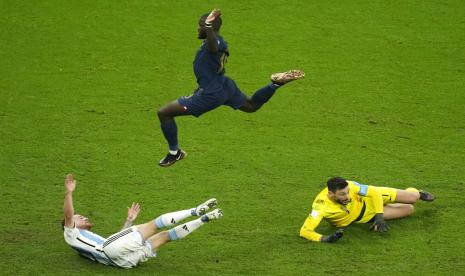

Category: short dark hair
[327, 177, 348, 192]
[200, 13, 222, 32]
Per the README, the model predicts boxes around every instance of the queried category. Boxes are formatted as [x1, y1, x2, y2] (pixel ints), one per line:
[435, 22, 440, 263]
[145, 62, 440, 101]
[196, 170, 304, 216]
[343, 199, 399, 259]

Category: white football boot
[201, 209, 223, 222]
[194, 198, 218, 216]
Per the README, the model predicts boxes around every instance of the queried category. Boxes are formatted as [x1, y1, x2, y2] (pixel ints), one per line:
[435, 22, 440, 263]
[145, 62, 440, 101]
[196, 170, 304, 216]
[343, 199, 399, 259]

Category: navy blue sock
[160, 120, 179, 152]
[251, 83, 280, 107]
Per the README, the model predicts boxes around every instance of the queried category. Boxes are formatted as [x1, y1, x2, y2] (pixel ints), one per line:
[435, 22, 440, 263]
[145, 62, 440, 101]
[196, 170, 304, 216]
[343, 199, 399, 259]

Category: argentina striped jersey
[63, 226, 111, 265]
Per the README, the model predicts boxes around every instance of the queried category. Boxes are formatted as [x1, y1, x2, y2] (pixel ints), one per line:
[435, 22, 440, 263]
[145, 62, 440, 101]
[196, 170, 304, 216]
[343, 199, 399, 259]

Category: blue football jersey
[193, 35, 229, 87]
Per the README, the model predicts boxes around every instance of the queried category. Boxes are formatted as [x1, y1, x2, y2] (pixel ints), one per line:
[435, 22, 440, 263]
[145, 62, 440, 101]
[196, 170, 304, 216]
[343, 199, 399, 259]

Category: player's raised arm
[63, 174, 76, 228]
[203, 8, 221, 52]
[121, 202, 141, 230]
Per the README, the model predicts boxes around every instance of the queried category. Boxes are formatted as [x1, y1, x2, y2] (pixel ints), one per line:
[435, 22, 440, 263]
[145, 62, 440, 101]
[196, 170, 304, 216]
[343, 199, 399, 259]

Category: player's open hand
[205, 8, 221, 25]
[370, 213, 389, 232]
[64, 174, 76, 193]
[321, 229, 344, 243]
[127, 202, 141, 222]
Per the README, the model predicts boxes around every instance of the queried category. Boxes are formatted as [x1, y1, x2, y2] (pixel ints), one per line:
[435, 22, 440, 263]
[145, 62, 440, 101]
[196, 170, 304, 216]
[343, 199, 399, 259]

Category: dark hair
[201, 13, 222, 32]
[327, 177, 348, 192]
[61, 219, 65, 231]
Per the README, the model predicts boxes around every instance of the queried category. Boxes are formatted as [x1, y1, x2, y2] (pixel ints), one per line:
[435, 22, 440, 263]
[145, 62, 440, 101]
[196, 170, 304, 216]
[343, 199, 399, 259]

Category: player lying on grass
[300, 176, 435, 243]
[62, 174, 222, 268]
[156, 8, 305, 167]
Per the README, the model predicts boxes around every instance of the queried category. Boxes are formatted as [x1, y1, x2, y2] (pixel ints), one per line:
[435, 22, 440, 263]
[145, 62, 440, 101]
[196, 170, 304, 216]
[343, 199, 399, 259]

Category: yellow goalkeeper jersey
[300, 181, 384, 242]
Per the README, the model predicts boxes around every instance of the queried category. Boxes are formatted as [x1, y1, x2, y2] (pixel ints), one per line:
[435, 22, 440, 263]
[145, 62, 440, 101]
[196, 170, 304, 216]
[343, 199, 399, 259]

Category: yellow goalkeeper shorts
[357, 187, 398, 223]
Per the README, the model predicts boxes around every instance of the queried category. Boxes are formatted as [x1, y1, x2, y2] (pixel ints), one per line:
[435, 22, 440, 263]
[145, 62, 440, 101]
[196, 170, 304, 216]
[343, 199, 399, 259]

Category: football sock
[154, 209, 195, 229]
[251, 83, 279, 107]
[167, 218, 205, 240]
[160, 120, 179, 152]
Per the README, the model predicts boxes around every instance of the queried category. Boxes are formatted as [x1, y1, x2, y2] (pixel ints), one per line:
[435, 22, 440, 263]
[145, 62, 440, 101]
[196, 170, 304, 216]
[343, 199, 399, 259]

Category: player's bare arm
[204, 8, 221, 52]
[63, 174, 76, 228]
[121, 202, 141, 230]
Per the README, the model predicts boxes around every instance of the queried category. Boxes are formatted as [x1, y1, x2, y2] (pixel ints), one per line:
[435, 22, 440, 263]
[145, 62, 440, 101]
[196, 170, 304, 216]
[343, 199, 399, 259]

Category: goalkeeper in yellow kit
[300, 177, 435, 243]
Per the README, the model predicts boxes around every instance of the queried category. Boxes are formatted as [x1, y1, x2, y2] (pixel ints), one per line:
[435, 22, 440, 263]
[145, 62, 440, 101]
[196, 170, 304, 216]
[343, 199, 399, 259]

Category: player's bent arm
[121, 202, 141, 230]
[204, 9, 220, 52]
[205, 26, 219, 52]
[299, 215, 323, 242]
[121, 219, 133, 231]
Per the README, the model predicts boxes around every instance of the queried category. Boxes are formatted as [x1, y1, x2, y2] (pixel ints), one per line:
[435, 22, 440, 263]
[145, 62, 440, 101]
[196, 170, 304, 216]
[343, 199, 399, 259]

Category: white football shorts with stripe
[102, 226, 157, 268]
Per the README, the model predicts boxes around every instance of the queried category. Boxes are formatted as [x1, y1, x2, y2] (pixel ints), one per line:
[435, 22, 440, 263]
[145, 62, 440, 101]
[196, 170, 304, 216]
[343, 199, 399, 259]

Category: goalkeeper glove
[369, 213, 389, 232]
[321, 229, 344, 243]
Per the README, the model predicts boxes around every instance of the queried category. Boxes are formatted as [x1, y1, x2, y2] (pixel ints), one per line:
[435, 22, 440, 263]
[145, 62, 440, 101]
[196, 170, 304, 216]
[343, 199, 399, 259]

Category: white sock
[169, 150, 178, 155]
[168, 218, 205, 240]
[154, 209, 195, 228]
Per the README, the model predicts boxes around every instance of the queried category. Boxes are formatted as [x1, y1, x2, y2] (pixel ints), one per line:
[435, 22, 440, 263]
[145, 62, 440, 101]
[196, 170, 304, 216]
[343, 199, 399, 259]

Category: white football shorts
[102, 226, 156, 268]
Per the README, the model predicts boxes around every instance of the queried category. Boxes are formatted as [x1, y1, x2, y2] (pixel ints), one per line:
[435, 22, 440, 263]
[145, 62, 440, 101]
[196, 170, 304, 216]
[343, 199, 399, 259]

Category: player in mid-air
[62, 174, 222, 268]
[157, 8, 305, 167]
[300, 177, 435, 243]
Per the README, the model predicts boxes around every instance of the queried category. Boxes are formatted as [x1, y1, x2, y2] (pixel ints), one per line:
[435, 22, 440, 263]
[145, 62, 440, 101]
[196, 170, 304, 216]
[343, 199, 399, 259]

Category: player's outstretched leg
[135, 198, 218, 240]
[167, 209, 223, 240]
[239, 69, 305, 113]
[146, 209, 223, 252]
[154, 198, 218, 229]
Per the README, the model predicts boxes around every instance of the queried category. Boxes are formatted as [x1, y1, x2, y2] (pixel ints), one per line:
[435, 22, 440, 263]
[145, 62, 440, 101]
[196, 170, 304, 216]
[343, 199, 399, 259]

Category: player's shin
[160, 120, 179, 153]
[167, 218, 205, 240]
[250, 84, 279, 108]
[154, 209, 194, 228]
[168, 209, 222, 240]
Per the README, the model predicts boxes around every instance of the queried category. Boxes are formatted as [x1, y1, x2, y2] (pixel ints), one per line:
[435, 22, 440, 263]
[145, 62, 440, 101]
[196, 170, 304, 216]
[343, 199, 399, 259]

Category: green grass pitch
[1, 0, 465, 275]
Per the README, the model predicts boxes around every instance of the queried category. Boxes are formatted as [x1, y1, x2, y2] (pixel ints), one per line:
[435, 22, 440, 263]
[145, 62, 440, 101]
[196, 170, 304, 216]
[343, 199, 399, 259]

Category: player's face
[197, 17, 207, 39]
[331, 186, 350, 205]
[74, 214, 93, 230]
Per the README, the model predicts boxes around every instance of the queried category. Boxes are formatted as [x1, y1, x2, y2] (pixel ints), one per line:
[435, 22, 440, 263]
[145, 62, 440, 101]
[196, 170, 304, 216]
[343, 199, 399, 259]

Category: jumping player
[300, 177, 435, 243]
[157, 8, 305, 166]
[62, 174, 222, 268]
